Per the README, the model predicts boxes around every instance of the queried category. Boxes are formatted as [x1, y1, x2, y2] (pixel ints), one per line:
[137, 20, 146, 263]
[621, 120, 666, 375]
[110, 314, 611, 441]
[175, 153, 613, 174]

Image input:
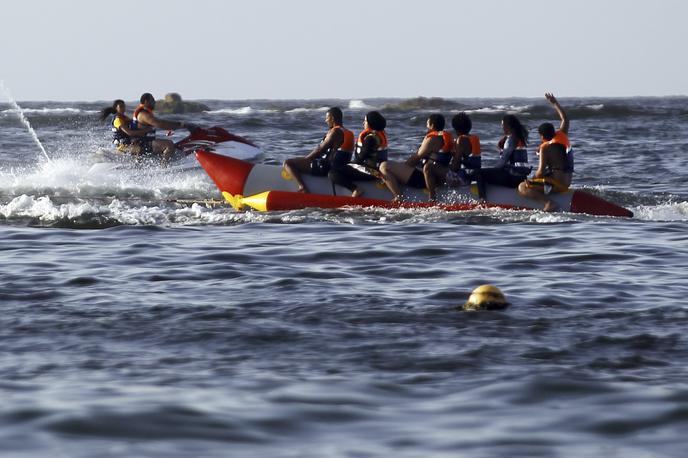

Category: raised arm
[545, 92, 569, 134]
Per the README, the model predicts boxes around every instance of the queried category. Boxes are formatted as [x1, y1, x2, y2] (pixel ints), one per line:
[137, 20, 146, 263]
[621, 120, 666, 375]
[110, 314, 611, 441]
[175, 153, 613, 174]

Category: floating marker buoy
[462, 285, 510, 311]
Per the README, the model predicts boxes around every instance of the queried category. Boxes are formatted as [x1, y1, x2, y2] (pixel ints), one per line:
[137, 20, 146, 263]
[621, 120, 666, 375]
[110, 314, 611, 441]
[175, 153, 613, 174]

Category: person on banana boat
[328, 110, 388, 197]
[99, 100, 154, 154]
[379, 114, 453, 202]
[283, 107, 355, 193]
[518, 93, 572, 212]
[132, 93, 198, 164]
[445, 112, 481, 187]
[474, 114, 530, 199]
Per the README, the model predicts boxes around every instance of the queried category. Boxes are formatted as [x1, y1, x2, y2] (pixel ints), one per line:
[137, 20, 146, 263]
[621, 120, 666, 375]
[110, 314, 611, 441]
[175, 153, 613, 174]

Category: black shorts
[310, 157, 330, 176]
[406, 168, 426, 188]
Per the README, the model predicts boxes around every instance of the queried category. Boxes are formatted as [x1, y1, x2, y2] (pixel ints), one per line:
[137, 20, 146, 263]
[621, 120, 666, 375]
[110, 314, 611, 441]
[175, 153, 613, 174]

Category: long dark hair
[99, 99, 125, 122]
[502, 114, 528, 146]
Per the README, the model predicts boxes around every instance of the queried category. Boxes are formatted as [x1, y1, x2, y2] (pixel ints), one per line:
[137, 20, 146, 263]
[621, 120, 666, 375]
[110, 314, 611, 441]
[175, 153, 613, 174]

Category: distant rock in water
[383, 96, 460, 111]
[154, 93, 210, 114]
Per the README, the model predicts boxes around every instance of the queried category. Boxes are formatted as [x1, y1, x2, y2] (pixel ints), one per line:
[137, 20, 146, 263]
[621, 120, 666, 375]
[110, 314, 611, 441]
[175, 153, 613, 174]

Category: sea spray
[0, 80, 51, 162]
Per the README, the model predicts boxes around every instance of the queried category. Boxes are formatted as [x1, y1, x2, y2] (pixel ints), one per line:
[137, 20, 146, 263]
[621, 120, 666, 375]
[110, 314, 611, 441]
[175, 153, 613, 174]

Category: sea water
[0, 97, 687, 457]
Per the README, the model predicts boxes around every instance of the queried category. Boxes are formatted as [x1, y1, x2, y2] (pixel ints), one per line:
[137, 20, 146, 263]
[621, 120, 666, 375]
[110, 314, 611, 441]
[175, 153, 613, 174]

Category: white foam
[632, 202, 688, 221]
[585, 104, 605, 111]
[348, 100, 374, 110]
[204, 107, 278, 115]
[0, 107, 98, 115]
[285, 106, 329, 114]
[0, 155, 218, 202]
[465, 104, 532, 115]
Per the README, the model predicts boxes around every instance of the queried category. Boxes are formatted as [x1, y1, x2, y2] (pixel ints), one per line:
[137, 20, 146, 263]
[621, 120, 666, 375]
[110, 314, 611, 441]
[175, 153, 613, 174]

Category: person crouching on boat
[283, 107, 355, 193]
[518, 93, 572, 212]
[379, 114, 452, 202]
[99, 99, 154, 154]
[328, 110, 389, 197]
[445, 112, 481, 187]
[474, 114, 530, 199]
[133, 93, 197, 164]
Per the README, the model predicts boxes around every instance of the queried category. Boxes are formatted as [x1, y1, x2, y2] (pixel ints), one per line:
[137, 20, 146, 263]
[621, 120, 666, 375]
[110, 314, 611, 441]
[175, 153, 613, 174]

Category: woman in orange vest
[474, 114, 530, 199]
[518, 93, 572, 212]
[328, 111, 388, 197]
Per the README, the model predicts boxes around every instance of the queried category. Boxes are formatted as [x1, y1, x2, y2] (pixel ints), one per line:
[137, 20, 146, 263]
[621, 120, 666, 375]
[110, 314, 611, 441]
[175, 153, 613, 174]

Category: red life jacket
[132, 104, 156, 139]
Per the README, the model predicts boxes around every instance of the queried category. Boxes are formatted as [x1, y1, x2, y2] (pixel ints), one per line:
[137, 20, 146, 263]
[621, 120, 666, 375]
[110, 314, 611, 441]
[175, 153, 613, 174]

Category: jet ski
[88, 126, 261, 174]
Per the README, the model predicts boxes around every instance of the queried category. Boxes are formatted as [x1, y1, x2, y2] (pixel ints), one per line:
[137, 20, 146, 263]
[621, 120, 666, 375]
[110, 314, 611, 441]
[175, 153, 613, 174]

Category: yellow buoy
[462, 285, 510, 311]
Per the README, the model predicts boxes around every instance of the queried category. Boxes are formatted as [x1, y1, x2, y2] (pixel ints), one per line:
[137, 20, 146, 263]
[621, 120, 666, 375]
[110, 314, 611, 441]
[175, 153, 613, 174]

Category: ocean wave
[1, 107, 98, 116]
[348, 100, 375, 110]
[285, 106, 330, 114]
[465, 104, 533, 115]
[204, 107, 278, 115]
[0, 194, 276, 227]
[632, 202, 688, 221]
[0, 156, 217, 201]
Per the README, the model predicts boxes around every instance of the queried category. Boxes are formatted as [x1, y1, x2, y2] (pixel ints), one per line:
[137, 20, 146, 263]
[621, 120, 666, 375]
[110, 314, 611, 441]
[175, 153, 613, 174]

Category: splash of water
[0, 80, 51, 162]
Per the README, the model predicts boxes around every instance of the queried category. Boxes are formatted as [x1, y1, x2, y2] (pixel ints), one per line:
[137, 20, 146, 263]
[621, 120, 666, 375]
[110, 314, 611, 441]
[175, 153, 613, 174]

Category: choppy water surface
[1, 97, 687, 457]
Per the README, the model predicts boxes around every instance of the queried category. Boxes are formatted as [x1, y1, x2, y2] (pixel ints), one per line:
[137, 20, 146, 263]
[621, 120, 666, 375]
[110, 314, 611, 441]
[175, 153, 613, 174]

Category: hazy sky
[2, 0, 686, 101]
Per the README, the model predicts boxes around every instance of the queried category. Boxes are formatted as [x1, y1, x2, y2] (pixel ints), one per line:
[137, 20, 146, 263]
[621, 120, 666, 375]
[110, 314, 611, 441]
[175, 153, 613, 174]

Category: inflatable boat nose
[195, 150, 255, 196]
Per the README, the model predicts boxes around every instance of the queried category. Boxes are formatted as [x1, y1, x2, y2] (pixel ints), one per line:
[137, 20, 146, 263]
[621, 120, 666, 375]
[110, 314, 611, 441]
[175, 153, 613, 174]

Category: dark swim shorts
[406, 168, 426, 188]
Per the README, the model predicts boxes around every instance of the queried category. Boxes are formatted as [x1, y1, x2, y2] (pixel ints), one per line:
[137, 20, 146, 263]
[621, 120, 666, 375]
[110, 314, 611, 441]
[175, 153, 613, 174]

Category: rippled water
[1, 97, 687, 457]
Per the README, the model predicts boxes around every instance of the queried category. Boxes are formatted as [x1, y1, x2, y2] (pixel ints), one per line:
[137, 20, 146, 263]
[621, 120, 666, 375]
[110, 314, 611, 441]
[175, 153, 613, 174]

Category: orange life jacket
[355, 129, 389, 168]
[357, 128, 388, 151]
[540, 130, 573, 172]
[458, 134, 481, 156]
[332, 125, 355, 153]
[425, 130, 453, 152]
[424, 130, 453, 166]
[542, 130, 571, 150]
[458, 134, 481, 169]
[424, 130, 454, 166]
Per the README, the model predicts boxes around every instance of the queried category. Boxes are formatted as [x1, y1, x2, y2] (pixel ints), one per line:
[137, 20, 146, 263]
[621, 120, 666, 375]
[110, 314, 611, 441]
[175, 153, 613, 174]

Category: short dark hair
[365, 111, 386, 131]
[427, 113, 445, 131]
[140, 93, 154, 104]
[538, 122, 556, 140]
[327, 107, 343, 125]
[451, 112, 472, 135]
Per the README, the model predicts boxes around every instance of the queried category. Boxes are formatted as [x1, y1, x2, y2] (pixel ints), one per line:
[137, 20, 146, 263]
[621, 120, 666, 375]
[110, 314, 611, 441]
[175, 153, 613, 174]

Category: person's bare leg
[283, 158, 311, 193]
[379, 161, 403, 201]
[423, 162, 446, 201]
[518, 181, 557, 211]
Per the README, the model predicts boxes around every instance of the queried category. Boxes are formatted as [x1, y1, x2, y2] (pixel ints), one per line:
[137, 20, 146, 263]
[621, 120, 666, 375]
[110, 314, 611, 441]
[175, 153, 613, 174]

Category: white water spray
[0, 80, 51, 162]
